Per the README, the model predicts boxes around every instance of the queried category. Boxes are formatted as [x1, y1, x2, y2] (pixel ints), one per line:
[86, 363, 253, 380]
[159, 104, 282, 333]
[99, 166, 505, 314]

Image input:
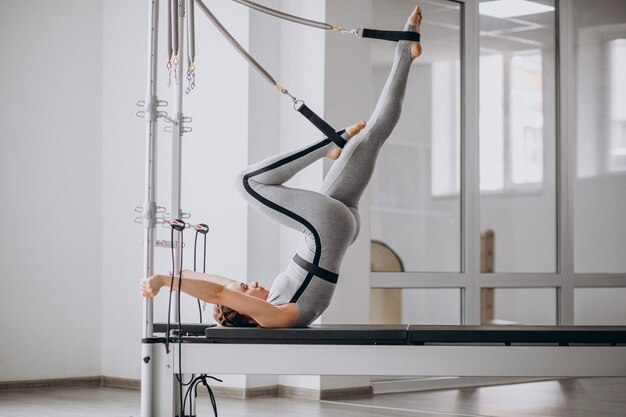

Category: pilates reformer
[136, 1, 626, 417]
[144, 323, 626, 416]
[138, 1, 426, 415]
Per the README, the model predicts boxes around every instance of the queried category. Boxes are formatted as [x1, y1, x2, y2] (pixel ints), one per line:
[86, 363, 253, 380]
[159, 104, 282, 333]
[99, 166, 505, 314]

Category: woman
[140, 5, 423, 328]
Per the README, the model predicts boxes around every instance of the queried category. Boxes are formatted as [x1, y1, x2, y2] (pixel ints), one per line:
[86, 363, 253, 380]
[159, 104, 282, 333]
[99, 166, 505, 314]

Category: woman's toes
[408, 5, 422, 26]
[346, 121, 366, 138]
[327, 121, 365, 160]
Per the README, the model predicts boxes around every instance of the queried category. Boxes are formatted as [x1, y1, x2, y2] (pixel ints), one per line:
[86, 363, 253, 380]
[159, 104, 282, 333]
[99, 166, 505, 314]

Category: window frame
[369, 0, 626, 326]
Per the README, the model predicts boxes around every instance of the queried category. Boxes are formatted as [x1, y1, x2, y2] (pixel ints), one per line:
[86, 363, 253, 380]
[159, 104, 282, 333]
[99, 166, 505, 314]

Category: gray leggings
[237, 25, 416, 326]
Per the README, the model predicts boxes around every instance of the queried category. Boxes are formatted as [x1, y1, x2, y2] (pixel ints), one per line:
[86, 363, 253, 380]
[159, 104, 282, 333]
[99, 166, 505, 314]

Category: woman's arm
[140, 274, 296, 328]
[181, 270, 237, 286]
[140, 274, 223, 302]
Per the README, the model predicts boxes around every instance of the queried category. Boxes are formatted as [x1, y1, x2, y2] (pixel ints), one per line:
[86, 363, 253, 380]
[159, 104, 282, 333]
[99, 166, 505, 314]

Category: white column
[275, 0, 328, 394]
[244, 0, 283, 393]
[318, 0, 373, 393]
[277, 0, 375, 395]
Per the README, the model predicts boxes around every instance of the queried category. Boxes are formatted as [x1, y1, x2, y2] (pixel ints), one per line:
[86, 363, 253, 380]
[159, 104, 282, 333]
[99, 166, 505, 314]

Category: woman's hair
[213, 304, 256, 327]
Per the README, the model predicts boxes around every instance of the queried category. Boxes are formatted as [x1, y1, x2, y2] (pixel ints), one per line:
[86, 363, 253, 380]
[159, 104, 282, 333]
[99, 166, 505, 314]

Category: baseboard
[0, 376, 369, 401]
[203, 384, 279, 399]
[370, 376, 566, 394]
[0, 376, 102, 390]
[101, 376, 141, 390]
[279, 385, 373, 400]
[320, 386, 373, 401]
[278, 385, 320, 400]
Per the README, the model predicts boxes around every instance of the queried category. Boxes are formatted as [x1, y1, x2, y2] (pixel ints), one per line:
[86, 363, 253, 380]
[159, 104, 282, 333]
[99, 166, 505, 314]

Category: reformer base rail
[144, 325, 626, 416]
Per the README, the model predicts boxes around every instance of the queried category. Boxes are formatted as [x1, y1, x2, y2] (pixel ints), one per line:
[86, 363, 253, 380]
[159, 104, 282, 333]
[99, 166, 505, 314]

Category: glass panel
[574, 288, 626, 325]
[478, 0, 557, 273]
[485, 288, 557, 325]
[572, 1, 626, 273]
[371, 289, 461, 325]
[403, 289, 461, 324]
[370, 0, 461, 272]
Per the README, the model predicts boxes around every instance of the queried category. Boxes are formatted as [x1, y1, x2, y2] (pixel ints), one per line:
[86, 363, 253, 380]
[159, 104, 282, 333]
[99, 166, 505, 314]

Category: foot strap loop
[295, 102, 347, 148]
[359, 28, 420, 43]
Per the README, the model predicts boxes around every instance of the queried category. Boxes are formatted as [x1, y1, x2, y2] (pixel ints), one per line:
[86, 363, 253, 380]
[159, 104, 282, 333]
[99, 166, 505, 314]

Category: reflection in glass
[573, 1, 626, 273]
[370, 0, 461, 272]
[479, 0, 556, 273]
[510, 53, 544, 185]
[480, 54, 504, 191]
[609, 39, 626, 173]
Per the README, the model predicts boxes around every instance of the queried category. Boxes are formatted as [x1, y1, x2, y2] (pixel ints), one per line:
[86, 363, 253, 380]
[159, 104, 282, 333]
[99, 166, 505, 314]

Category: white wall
[0, 0, 103, 381]
[100, 0, 145, 381]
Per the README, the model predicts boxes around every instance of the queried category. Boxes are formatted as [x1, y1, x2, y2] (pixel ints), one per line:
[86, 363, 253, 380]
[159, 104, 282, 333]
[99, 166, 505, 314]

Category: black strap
[293, 254, 339, 284]
[296, 102, 347, 148]
[361, 28, 420, 43]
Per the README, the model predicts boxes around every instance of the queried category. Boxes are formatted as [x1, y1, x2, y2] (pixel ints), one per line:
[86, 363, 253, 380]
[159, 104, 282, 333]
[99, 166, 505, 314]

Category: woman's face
[227, 281, 269, 300]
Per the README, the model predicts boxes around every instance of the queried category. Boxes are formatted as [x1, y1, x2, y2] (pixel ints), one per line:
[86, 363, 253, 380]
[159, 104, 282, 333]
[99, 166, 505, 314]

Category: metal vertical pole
[141, 0, 160, 416]
[172, 2, 186, 415]
[171, 0, 185, 321]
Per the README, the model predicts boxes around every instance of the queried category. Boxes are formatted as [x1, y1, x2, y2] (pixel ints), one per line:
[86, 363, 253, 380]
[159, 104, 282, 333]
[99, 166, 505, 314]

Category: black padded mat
[408, 325, 626, 345]
[153, 322, 216, 336]
[150, 324, 626, 346]
[204, 324, 408, 345]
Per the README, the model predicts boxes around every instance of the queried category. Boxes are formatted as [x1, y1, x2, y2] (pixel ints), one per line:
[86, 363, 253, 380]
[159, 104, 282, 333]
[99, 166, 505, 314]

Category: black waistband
[293, 254, 339, 284]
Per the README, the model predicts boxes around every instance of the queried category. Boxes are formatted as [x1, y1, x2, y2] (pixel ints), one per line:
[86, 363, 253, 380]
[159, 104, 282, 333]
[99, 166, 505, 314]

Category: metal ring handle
[293, 100, 304, 111]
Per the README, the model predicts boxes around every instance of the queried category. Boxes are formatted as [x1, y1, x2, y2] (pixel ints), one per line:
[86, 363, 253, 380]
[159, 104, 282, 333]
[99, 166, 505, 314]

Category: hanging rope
[229, 0, 421, 42]
[193, 224, 209, 322]
[231, 0, 335, 31]
[172, 0, 180, 84]
[186, 0, 196, 94]
[167, 0, 174, 84]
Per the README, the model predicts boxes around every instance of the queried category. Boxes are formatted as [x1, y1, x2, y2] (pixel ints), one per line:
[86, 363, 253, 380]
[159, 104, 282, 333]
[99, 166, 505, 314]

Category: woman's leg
[320, 7, 422, 239]
[237, 134, 356, 272]
[240, 133, 342, 187]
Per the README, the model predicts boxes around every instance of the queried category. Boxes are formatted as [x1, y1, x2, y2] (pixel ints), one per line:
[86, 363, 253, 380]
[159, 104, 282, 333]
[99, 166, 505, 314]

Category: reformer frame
[138, 2, 626, 416]
[144, 324, 626, 416]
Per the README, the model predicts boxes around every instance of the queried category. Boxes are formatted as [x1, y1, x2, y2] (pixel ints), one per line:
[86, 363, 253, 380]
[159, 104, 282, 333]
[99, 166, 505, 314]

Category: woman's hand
[140, 274, 166, 298]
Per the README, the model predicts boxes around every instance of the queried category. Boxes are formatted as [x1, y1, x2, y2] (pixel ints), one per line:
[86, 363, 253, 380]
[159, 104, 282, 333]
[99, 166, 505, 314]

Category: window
[431, 60, 461, 197]
[480, 51, 545, 193]
[609, 39, 626, 172]
[510, 53, 544, 185]
[479, 0, 556, 273]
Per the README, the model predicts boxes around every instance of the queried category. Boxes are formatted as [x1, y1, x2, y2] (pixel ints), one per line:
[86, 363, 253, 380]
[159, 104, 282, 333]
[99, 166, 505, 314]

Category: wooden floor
[0, 378, 624, 417]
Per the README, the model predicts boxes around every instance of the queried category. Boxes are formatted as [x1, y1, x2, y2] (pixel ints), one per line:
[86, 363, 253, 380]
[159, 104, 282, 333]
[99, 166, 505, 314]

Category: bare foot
[408, 5, 422, 59]
[327, 121, 366, 160]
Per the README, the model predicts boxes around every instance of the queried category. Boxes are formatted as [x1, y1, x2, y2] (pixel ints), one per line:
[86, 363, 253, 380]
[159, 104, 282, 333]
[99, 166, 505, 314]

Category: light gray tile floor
[1, 378, 624, 417]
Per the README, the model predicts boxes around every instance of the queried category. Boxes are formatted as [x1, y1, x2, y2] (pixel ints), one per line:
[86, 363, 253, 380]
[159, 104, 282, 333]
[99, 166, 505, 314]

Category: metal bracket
[135, 98, 168, 119]
[139, 239, 185, 248]
[161, 211, 191, 227]
[164, 115, 192, 134]
[133, 204, 166, 225]
[155, 240, 185, 248]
